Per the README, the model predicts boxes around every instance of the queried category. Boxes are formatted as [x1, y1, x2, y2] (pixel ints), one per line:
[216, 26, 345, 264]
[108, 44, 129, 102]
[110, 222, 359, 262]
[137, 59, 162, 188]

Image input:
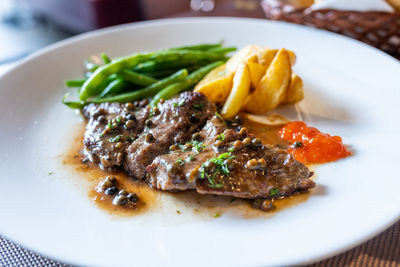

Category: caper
[105, 186, 118, 195]
[169, 144, 178, 151]
[214, 140, 224, 147]
[246, 158, 258, 169]
[252, 199, 275, 211]
[98, 115, 106, 124]
[125, 120, 135, 129]
[118, 189, 128, 196]
[232, 140, 243, 150]
[243, 137, 252, 146]
[113, 194, 128, 206]
[192, 132, 202, 141]
[152, 107, 160, 115]
[293, 141, 303, 148]
[127, 193, 139, 203]
[190, 113, 200, 122]
[252, 138, 262, 148]
[258, 158, 266, 167]
[145, 120, 153, 127]
[126, 113, 136, 121]
[105, 176, 117, 184]
[145, 133, 154, 142]
[100, 156, 111, 167]
[125, 103, 135, 111]
[115, 142, 123, 149]
[239, 127, 248, 136]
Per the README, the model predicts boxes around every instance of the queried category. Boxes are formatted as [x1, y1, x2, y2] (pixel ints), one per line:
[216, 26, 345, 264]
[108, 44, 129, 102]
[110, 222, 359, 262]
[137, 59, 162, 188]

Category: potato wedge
[247, 61, 267, 88]
[281, 73, 304, 105]
[257, 48, 296, 67]
[226, 45, 261, 74]
[241, 112, 291, 126]
[194, 64, 233, 103]
[243, 49, 292, 114]
[257, 48, 277, 67]
[221, 62, 251, 119]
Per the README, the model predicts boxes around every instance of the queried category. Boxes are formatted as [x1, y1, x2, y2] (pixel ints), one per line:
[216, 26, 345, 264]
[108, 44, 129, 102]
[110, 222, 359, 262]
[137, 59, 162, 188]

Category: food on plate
[243, 49, 292, 114]
[193, 64, 233, 103]
[221, 62, 251, 118]
[279, 121, 351, 164]
[241, 113, 291, 126]
[63, 42, 349, 213]
[82, 92, 315, 211]
[195, 45, 303, 119]
[281, 73, 304, 105]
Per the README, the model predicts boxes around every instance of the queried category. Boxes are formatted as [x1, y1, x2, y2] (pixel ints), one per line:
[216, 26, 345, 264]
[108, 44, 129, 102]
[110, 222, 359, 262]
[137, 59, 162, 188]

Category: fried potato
[221, 62, 251, 119]
[257, 48, 277, 67]
[194, 64, 233, 103]
[247, 61, 267, 88]
[257, 48, 296, 67]
[243, 49, 292, 114]
[225, 45, 261, 74]
[281, 73, 304, 105]
[241, 112, 291, 126]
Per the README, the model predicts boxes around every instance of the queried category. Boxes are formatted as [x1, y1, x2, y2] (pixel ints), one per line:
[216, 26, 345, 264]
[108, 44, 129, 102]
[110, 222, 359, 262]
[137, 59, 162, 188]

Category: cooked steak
[124, 92, 216, 179]
[82, 91, 315, 203]
[82, 102, 149, 169]
[147, 119, 314, 199]
[146, 115, 225, 191]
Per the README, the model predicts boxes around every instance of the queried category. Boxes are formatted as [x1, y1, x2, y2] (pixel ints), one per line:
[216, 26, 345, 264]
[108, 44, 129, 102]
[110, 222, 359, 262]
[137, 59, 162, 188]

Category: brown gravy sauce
[62, 119, 311, 218]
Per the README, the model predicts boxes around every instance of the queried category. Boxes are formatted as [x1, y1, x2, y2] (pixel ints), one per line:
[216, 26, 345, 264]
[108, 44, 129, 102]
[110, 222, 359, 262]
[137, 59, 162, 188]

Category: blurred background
[0, 0, 265, 65]
[0, 0, 398, 66]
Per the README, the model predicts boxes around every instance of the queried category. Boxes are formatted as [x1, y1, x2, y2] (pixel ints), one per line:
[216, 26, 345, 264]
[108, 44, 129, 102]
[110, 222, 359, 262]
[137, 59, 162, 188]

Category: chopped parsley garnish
[175, 158, 185, 166]
[107, 122, 114, 129]
[186, 155, 195, 162]
[269, 188, 280, 197]
[179, 140, 205, 153]
[109, 134, 124, 142]
[199, 152, 235, 188]
[116, 116, 121, 124]
[215, 112, 223, 121]
[193, 103, 205, 110]
[192, 140, 205, 153]
[214, 213, 221, 218]
[173, 100, 185, 108]
[217, 133, 225, 141]
[228, 147, 235, 152]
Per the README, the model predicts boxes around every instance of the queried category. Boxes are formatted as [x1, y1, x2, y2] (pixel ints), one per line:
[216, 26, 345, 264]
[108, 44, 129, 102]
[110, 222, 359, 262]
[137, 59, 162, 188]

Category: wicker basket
[262, 0, 400, 58]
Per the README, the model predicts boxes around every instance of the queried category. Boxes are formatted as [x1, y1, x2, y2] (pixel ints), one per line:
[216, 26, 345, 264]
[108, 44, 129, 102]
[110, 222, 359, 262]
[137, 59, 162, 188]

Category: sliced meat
[82, 102, 148, 169]
[147, 123, 315, 199]
[147, 115, 225, 191]
[124, 92, 216, 179]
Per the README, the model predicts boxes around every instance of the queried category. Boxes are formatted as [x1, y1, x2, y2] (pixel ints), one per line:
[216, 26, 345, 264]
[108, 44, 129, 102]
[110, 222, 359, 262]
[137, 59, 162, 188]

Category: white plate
[1, 18, 400, 267]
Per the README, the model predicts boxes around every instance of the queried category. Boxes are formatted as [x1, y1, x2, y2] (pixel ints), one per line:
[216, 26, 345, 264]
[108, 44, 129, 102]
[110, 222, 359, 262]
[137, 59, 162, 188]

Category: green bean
[80, 50, 227, 100]
[171, 42, 222, 51]
[91, 69, 188, 103]
[101, 53, 111, 64]
[150, 61, 223, 106]
[80, 52, 155, 100]
[62, 94, 85, 109]
[65, 79, 87, 87]
[119, 69, 157, 86]
[98, 78, 127, 98]
[207, 47, 236, 54]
